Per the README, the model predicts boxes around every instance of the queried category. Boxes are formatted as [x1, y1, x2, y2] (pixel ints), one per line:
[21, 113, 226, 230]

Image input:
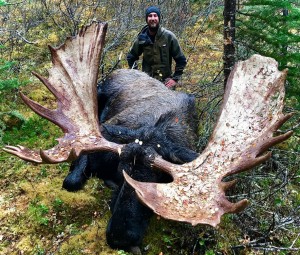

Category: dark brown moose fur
[100, 69, 198, 148]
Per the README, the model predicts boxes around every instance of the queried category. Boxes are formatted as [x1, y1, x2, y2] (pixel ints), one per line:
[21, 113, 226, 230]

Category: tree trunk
[223, 0, 236, 88]
[281, 8, 288, 68]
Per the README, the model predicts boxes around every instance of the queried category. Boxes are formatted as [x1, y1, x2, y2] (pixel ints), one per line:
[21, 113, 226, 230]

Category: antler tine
[125, 55, 293, 227]
[3, 145, 42, 163]
[32, 71, 67, 107]
[219, 179, 238, 191]
[3, 21, 123, 163]
[221, 199, 249, 214]
[227, 151, 272, 177]
[257, 131, 293, 156]
[19, 91, 73, 133]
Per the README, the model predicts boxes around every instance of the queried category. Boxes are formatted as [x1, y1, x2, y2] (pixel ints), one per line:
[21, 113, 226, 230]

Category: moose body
[63, 69, 199, 251]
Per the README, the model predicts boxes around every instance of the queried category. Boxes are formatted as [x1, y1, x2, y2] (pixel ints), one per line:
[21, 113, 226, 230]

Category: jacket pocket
[159, 43, 168, 64]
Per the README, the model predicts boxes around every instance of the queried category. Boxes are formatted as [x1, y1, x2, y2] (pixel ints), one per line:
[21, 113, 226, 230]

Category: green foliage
[162, 233, 178, 246]
[205, 250, 215, 255]
[52, 197, 64, 212]
[32, 246, 46, 255]
[28, 199, 50, 226]
[0, 56, 29, 143]
[237, 0, 300, 109]
[2, 115, 57, 147]
[0, 58, 27, 91]
[117, 250, 130, 255]
[0, 110, 26, 143]
[39, 166, 48, 178]
[0, 0, 7, 7]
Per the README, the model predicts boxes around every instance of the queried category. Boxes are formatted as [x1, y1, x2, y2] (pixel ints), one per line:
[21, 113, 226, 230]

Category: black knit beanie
[145, 6, 161, 21]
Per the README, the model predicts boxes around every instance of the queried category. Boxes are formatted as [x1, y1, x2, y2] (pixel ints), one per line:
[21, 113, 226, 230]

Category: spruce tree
[236, 0, 300, 109]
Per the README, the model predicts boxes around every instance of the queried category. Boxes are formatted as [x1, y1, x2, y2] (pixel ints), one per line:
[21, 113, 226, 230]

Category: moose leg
[62, 154, 91, 191]
[62, 151, 122, 191]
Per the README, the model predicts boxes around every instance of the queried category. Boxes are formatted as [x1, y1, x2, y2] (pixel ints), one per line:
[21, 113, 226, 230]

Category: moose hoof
[62, 173, 88, 191]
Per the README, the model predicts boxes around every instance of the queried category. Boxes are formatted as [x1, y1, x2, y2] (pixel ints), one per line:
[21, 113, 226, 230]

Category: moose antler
[3, 22, 123, 163]
[124, 55, 293, 226]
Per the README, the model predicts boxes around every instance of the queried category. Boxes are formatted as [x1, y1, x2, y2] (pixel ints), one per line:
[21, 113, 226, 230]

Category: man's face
[147, 12, 159, 28]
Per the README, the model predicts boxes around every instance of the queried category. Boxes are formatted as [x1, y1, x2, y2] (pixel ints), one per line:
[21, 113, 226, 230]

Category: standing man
[127, 6, 187, 89]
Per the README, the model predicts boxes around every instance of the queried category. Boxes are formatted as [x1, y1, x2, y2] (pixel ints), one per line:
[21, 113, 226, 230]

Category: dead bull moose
[3, 21, 293, 252]
[62, 67, 199, 250]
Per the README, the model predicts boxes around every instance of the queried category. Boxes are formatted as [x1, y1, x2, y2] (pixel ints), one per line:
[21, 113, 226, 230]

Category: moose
[3, 22, 293, 253]
[62, 68, 199, 252]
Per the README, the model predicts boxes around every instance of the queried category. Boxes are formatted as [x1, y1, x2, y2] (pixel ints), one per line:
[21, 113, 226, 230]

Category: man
[127, 6, 187, 89]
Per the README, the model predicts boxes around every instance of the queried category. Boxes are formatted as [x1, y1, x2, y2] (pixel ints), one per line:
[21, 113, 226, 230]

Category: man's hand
[164, 78, 177, 88]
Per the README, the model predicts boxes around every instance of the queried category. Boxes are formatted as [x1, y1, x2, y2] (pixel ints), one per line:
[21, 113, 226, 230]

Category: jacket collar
[141, 25, 164, 40]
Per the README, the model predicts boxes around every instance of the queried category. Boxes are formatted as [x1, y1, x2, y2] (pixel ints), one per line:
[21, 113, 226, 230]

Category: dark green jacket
[127, 26, 187, 82]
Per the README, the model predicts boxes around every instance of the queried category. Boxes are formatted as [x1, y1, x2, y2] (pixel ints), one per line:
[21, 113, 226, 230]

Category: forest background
[0, 0, 299, 254]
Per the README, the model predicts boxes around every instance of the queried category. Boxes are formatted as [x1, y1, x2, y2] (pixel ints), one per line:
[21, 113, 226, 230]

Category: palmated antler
[124, 55, 293, 226]
[3, 22, 122, 163]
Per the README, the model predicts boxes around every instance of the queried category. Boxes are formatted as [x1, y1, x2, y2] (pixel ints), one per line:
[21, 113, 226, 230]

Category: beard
[148, 23, 159, 33]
